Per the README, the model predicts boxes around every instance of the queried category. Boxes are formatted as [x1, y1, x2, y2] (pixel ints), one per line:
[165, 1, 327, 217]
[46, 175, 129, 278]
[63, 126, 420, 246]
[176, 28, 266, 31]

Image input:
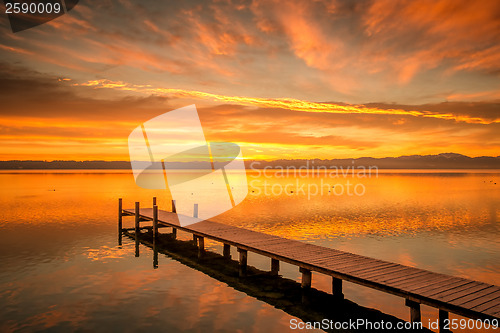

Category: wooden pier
[119, 198, 500, 331]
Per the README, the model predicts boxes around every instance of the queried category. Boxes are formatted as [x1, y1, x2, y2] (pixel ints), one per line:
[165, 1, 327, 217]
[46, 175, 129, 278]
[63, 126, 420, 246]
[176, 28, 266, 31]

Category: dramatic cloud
[0, 1, 499, 160]
[1, 0, 499, 103]
[73, 79, 500, 124]
[0, 64, 498, 160]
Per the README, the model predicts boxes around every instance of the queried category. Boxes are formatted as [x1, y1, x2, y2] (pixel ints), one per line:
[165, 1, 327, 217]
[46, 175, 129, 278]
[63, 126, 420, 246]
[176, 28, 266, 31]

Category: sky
[0, 0, 499, 161]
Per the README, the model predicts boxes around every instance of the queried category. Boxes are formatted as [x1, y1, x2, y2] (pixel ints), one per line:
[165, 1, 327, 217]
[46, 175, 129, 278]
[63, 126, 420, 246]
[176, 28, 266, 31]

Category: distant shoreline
[1, 153, 499, 169]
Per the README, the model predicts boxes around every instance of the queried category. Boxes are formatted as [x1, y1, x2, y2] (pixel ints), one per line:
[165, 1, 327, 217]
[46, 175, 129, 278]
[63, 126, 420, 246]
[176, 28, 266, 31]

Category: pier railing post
[405, 299, 421, 323]
[135, 202, 140, 233]
[153, 205, 158, 240]
[223, 244, 231, 259]
[172, 199, 176, 213]
[332, 277, 344, 299]
[271, 258, 280, 276]
[153, 196, 157, 206]
[238, 248, 248, 277]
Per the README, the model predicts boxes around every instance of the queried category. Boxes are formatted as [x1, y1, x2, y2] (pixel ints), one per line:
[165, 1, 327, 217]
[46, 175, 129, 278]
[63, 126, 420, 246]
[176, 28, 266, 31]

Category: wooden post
[134, 233, 139, 257]
[153, 196, 157, 206]
[238, 248, 248, 277]
[300, 268, 312, 289]
[134, 201, 140, 233]
[332, 277, 344, 299]
[153, 205, 158, 239]
[152, 210, 157, 268]
[193, 234, 198, 247]
[439, 309, 449, 333]
[153, 246, 158, 269]
[198, 236, 205, 258]
[300, 267, 312, 304]
[172, 228, 177, 239]
[118, 198, 123, 245]
[271, 258, 280, 276]
[193, 203, 198, 218]
[172, 199, 176, 213]
[118, 198, 123, 231]
[405, 299, 421, 323]
[223, 244, 231, 259]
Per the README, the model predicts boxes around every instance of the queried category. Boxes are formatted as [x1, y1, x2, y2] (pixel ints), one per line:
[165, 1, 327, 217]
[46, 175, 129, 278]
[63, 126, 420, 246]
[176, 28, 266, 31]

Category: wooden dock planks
[123, 207, 500, 321]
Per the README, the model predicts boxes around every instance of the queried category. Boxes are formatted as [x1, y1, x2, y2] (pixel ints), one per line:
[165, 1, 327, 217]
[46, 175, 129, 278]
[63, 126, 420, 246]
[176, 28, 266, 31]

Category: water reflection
[122, 228, 427, 332]
[0, 170, 498, 332]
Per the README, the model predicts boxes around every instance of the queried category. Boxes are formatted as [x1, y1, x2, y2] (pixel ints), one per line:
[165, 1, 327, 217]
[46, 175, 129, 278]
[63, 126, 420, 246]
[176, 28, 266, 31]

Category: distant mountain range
[1, 153, 499, 169]
[250, 153, 500, 169]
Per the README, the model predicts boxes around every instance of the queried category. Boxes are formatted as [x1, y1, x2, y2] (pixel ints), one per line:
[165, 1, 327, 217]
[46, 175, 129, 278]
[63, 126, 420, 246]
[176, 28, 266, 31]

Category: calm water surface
[0, 170, 499, 332]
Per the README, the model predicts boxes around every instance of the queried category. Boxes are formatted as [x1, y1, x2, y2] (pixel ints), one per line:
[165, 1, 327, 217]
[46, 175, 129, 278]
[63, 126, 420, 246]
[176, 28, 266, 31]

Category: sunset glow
[1, 0, 499, 161]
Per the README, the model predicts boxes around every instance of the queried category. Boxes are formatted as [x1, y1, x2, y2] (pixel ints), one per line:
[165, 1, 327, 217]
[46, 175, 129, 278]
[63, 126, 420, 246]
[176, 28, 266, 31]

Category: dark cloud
[0, 62, 172, 122]
[1, 0, 499, 104]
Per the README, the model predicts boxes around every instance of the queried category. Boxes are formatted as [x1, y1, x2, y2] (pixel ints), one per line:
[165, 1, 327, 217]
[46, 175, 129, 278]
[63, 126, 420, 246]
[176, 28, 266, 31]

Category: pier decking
[119, 199, 500, 330]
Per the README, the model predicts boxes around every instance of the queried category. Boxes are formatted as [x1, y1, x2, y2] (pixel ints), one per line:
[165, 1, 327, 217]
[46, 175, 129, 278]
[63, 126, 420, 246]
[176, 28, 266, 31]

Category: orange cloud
[362, 0, 500, 80]
[0, 44, 34, 55]
[74, 79, 500, 125]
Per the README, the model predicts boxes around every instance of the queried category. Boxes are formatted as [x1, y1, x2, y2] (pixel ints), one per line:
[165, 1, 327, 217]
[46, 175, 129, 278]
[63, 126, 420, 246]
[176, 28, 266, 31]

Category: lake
[0, 169, 499, 332]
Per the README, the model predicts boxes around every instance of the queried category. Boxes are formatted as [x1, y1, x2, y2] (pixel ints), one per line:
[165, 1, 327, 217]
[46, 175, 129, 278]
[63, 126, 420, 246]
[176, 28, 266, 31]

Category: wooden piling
[153, 205, 158, 239]
[153, 196, 157, 206]
[238, 248, 248, 277]
[153, 246, 158, 269]
[271, 258, 280, 276]
[300, 267, 312, 289]
[193, 234, 198, 246]
[223, 244, 231, 259]
[198, 236, 205, 258]
[172, 228, 177, 239]
[194, 203, 198, 218]
[439, 309, 449, 333]
[332, 277, 344, 299]
[134, 201, 140, 233]
[118, 198, 123, 231]
[405, 299, 421, 323]
[300, 267, 312, 304]
[118, 198, 123, 245]
[134, 233, 139, 257]
[171, 199, 176, 213]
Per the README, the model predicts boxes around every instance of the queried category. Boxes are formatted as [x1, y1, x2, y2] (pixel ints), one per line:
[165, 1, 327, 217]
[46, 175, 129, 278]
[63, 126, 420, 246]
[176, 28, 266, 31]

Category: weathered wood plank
[357, 265, 411, 280]
[433, 282, 493, 303]
[450, 286, 500, 307]
[464, 291, 500, 310]
[381, 270, 434, 285]
[471, 297, 500, 313]
[484, 304, 500, 317]
[386, 271, 438, 287]
[409, 277, 466, 294]
[420, 280, 474, 298]
[402, 274, 457, 291]
[344, 260, 394, 272]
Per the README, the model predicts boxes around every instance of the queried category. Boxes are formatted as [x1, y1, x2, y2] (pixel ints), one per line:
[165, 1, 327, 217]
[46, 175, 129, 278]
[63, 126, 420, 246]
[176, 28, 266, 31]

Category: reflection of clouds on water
[84, 245, 130, 262]
[0, 170, 498, 332]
